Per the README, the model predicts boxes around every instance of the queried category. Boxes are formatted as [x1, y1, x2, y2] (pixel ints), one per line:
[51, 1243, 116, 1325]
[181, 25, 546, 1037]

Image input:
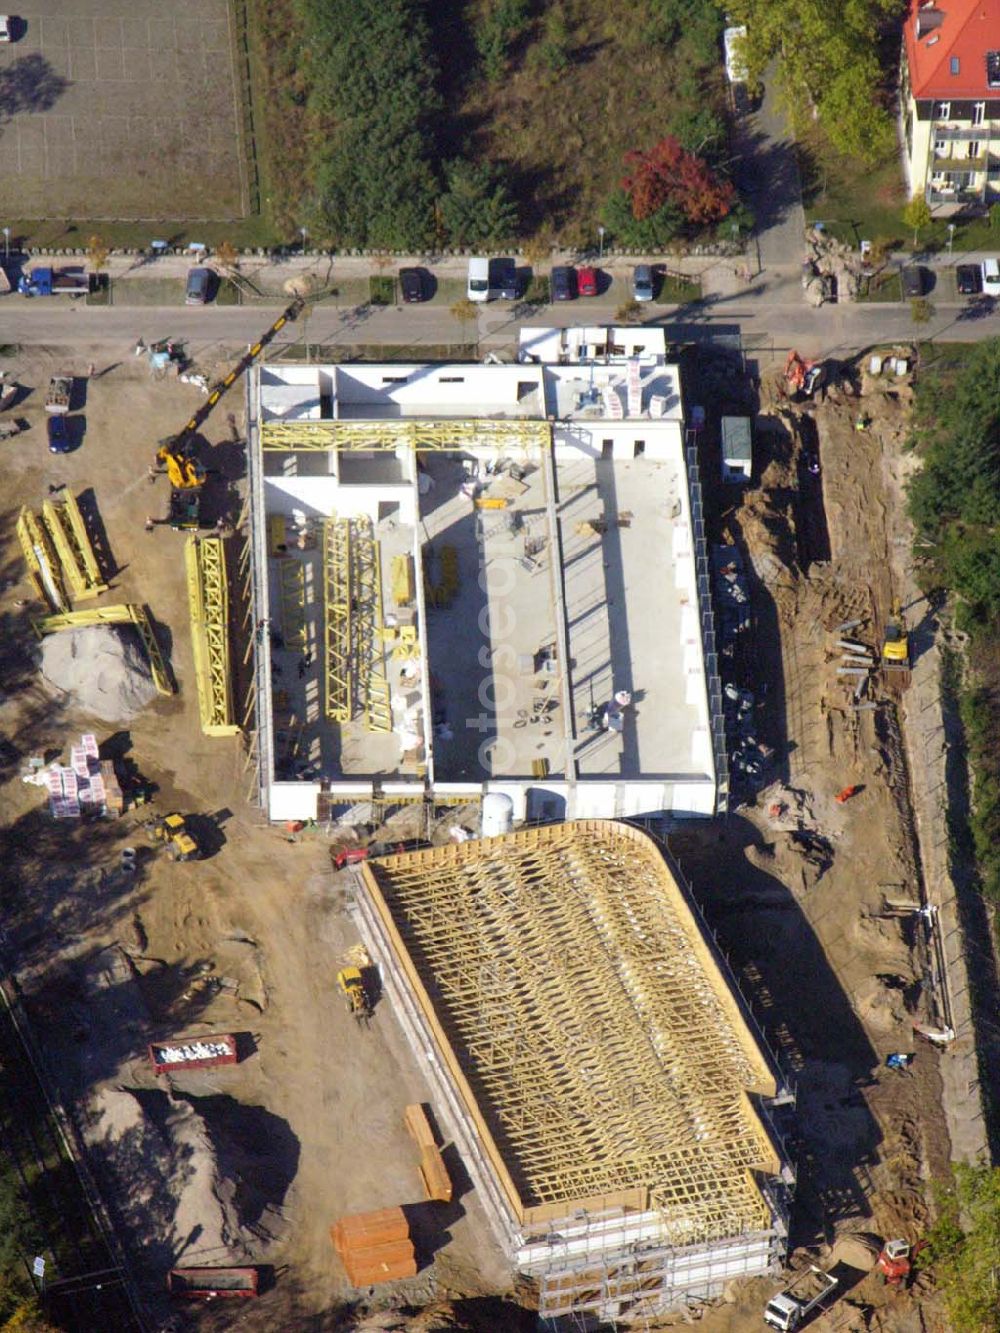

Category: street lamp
[2, 227, 9, 262]
[299, 226, 308, 253]
[597, 225, 605, 261]
[947, 222, 956, 259]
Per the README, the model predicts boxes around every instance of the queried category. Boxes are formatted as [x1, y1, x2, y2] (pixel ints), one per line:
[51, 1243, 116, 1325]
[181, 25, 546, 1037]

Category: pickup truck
[18, 266, 90, 297]
[45, 375, 72, 414]
[764, 1265, 839, 1331]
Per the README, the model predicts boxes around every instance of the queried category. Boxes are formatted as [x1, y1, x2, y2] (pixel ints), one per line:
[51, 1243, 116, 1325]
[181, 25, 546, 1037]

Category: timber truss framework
[360, 820, 781, 1247]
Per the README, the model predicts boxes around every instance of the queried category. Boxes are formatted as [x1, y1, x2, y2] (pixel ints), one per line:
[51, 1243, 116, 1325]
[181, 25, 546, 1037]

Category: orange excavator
[876, 1239, 926, 1288]
[784, 350, 824, 398]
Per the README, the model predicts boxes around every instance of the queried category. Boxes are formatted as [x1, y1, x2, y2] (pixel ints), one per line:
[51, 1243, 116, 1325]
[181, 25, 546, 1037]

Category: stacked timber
[330, 1206, 416, 1286]
[404, 1103, 452, 1203]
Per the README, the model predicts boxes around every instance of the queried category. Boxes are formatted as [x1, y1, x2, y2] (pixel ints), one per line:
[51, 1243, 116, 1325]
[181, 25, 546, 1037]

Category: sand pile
[85, 1085, 248, 1263]
[40, 625, 157, 722]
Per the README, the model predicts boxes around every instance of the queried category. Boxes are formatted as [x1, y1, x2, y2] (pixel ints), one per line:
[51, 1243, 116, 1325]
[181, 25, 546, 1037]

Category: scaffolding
[323, 518, 352, 722]
[261, 418, 552, 453]
[40, 494, 108, 602]
[358, 822, 780, 1244]
[185, 536, 240, 737]
[16, 507, 69, 612]
[34, 604, 174, 696]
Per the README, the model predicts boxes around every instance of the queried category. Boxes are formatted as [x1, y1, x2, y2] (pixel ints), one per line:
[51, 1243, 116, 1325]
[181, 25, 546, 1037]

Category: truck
[18, 266, 91, 297]
[45, 375, 72, 414]
[763, 1265, 839, 1331]
[148, 1033, 238, 1074]
[167, 1266, 258, 1299]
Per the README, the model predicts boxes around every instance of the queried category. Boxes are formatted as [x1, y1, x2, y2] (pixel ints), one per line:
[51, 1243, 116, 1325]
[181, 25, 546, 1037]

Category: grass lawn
[858, 271, 903, 302]
[369, 276, 396, 306]
[657, 274, 702, 303]
[801, 124, 1000, 258]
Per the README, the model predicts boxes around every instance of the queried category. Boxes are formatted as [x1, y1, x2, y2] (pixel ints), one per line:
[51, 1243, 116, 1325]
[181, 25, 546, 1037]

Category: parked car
[551, 266, 576, 301]
[956, 263, 982, 295]
[900, 265, 927, 298]
[981, 257, 1000, 295]
[185, 267, 213, 305]
[467, 256, 490, 302]
[47, 414, 71, 454]
[632, 264, 655, 302]
[577, 265, 598, 297]
[491, 258, 520, 300]
[399, 267, 426, 303]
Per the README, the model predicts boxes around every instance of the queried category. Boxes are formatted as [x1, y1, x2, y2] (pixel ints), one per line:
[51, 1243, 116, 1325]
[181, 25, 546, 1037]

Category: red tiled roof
[904, 0, 1000, 99]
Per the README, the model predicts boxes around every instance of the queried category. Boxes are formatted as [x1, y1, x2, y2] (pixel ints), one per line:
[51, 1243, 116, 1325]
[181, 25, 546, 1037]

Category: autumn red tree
[622, 136, 735, 226]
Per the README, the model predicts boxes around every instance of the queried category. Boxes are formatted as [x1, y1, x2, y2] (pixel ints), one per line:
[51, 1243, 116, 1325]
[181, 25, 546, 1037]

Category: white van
[467, 256, 490, 302]
[981, 257, 1000, 295]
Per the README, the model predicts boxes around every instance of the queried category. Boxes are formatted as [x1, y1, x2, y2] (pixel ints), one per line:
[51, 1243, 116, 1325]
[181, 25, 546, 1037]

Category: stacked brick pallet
[330, 1206, 416, 1286]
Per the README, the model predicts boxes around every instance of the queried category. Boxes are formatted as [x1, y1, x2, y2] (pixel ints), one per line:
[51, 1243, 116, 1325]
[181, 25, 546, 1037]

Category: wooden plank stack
[404, 1103, 452, 1204]
[330, 1206, 416, 1286]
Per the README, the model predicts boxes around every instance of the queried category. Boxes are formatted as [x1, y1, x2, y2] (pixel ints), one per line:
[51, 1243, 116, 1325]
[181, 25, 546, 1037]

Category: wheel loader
[146, 812, 201, 862]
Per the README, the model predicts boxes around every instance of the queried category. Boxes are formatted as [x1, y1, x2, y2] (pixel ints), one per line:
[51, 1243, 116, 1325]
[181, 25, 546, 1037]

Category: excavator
[784, 350, 825, 399]
[876, 1238, 926, 1288]
[881, 597, 911, 673]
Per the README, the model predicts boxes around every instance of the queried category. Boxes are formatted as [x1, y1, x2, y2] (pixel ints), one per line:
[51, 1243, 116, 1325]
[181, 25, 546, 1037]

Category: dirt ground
[0, 342, 954, 1332]
[0, 347, 519, 1330]
[671, 352, 954, 1333]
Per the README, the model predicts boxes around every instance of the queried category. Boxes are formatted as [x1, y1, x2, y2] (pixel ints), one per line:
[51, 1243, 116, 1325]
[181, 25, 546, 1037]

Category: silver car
[632, 264, 654, 302]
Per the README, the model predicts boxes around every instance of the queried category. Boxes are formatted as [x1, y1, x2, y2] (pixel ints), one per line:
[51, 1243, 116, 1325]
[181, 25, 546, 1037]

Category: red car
[578, 266, 598, 297]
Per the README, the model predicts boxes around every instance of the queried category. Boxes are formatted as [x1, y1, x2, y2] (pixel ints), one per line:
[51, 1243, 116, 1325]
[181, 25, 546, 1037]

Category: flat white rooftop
[247, 338, 721, 823]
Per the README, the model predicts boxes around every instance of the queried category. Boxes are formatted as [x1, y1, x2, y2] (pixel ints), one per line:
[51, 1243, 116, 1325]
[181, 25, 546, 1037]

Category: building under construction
[244, 328, 727, 826]
[354, 820, 792, 1325]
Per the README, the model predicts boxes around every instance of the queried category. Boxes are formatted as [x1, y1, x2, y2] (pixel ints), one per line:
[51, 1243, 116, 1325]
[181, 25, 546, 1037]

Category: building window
[988, 52, 1000, 87]
[968, 142, 981, 160]
[934, 139, 947, 154]
[935, 101, 951, 120]
[974, 101, 986, 126]
[950, 56, 960, 75]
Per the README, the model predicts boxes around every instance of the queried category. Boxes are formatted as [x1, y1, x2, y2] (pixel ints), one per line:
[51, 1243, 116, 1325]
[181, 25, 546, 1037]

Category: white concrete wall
[552, 421, 683, 462]
[269, 781, 320, 821]
[264, 476, 416, 525]
[335, 364, 535, 413]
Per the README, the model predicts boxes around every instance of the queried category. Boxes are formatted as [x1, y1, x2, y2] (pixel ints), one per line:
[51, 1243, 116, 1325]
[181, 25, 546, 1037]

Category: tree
[440, 159, 519, 246]
[214, 239, 239, 271]
[910, 296, 934, 325]
[722, 0, 898, 162]
[475, 0, 531, 82]
[622, 136, 734, 225]
[615, 298, 643, 323]
[903, 195, 932, 248]
[450, 297, 480, 344]
[86, 233, 109, 273]
[926, 1163, 1000, 1332]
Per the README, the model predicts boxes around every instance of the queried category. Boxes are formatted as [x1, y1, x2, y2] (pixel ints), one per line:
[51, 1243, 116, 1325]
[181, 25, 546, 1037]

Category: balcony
[933, 125, 995, 141]
[926, 186, 984, 207]
[933, 154, 987, 172]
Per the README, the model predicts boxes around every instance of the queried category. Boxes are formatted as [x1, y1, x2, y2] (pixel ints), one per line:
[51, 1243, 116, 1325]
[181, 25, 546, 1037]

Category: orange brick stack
[330, 1206, 416, 1287]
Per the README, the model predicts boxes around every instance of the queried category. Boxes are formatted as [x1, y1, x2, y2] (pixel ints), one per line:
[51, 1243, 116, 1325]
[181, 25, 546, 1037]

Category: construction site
[0, 322, 980, 1332]
[248, 325, 723, 825]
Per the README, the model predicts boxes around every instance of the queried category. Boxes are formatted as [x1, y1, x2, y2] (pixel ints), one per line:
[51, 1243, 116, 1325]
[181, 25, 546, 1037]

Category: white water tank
[481, 793, 514, 838]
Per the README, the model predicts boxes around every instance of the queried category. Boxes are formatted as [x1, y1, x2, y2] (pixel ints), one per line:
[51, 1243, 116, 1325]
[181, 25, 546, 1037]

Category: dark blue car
[47, 414, 71, 453]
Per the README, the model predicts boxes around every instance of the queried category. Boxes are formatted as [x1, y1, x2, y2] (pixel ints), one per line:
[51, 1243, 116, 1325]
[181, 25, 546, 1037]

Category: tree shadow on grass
[0, 55, 70, 124]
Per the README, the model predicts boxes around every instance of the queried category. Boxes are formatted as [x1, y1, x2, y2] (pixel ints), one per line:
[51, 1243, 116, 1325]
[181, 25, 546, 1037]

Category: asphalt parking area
[0, 0, 245, 219]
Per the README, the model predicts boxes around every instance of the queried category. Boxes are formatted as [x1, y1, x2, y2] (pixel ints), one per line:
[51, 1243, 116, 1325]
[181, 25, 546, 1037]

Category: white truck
[763, 1264, 839, 1331]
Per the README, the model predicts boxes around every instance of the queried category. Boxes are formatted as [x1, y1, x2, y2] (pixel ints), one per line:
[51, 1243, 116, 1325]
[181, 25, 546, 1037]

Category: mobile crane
[153, 298, 305, 525]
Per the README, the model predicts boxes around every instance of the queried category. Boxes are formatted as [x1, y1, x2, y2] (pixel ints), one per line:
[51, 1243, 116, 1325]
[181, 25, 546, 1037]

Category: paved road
[2, 290, 998, 367]
[734, 63, 806, 271]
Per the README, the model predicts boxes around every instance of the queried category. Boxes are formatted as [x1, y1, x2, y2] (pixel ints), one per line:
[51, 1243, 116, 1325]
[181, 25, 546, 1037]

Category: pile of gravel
[40, 625, 158, 722]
